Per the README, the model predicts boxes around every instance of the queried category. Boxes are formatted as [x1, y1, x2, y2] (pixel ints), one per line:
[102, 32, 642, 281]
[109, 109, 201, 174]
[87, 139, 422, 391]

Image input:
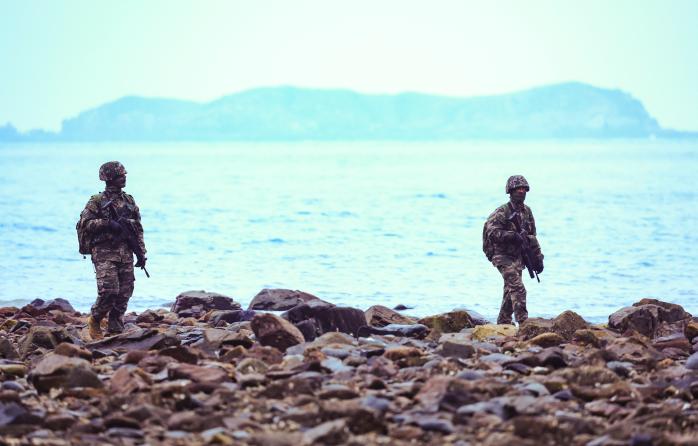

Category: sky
[1, 0, 697, 132]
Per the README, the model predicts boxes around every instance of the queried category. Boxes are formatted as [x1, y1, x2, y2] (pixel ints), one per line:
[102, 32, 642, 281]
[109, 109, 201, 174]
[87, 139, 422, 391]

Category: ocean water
[1, 140, 697, 323]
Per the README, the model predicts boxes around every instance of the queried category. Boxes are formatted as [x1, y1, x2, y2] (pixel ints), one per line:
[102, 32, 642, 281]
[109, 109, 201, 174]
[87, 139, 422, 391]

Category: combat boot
[87, 316, 103, 340]
[107, 314, 125, 336]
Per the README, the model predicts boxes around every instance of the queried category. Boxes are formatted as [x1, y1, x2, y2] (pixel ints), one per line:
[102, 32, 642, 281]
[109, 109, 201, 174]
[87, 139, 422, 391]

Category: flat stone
[251, 313, 305, 351]
[248, 288, 329, 311]
[472, 324, 517, 341]
[365, 305, 417, 327]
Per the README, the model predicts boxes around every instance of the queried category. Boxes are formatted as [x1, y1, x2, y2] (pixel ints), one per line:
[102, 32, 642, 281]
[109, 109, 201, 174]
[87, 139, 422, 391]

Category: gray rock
[686, 352, 698, 370]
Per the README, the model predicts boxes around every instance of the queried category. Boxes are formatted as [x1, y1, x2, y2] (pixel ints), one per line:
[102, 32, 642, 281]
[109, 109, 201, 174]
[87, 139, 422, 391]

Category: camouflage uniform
[484, 176, 543, 325]
[78, 164, 146, 334]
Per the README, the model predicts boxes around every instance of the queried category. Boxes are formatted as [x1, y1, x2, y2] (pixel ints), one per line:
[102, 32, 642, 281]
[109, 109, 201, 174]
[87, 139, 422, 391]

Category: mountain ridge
[3, 82, 695, 141]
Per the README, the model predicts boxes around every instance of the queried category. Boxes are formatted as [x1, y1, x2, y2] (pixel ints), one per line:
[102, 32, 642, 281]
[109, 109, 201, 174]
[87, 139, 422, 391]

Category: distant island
[2, 82, 695, 141]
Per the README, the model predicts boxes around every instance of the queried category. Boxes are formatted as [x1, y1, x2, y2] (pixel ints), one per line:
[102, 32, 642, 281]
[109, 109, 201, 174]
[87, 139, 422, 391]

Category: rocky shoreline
[1, 290, 697, 445]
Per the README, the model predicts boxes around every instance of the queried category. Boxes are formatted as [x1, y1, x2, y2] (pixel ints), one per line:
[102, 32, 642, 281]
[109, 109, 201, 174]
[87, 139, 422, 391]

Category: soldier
[77, 161, 146, 339]
[483, 175, 544, 325]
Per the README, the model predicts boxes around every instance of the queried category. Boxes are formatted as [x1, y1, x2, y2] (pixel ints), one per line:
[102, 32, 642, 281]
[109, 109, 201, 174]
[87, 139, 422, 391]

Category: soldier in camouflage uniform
[78, 161, 146, 339]
[483, 175, 544, 325]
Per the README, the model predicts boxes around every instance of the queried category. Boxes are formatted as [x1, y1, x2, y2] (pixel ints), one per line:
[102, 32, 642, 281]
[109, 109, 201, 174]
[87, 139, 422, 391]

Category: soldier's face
[510, 187, 527, 203]
[112, 174, 127, 188]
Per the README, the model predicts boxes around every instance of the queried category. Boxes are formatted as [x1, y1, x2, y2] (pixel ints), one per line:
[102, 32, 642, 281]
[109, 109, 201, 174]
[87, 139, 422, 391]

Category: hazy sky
[2, 0, 697, 131]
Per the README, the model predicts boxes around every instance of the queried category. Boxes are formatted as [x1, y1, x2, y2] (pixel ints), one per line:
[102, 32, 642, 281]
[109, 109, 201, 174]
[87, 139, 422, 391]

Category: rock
[528, 332, 565, 348]
[20, 298, 76, 316]
[171, 290, 241, 316]
[168, 363, 229, 384]
[439, 333, 476, 358]
[609, 299, 692, 338]
[356, 324, 428, 339]
[251, 314, 305, 351]
[29, 353, 102, 393]
[0, 363, 27, 377]
[518, 318, 553, 340]
[159, 345, 199, 364]
[135, 310, 163, 324]
[54, 342, 92, 360]
[302, 419, 348, 445]
[393, 304, 411, 311]
[209, 310, 256, 325]
[451, 307, 490, 325]
[604, 335, 661, 367]
[19, 326, 73, 357]
[284, 304, 367, 337]
[0, 338, 19, 360]
[88, 328, 180, 352]
[551, 310, 589, 340]
[418, 311, 474, 333]
[364, 305, 417, 327]
[0, 402, 43, 431]
[110, 365, 152, 394]
[415, 376, 480, 412]
[472, 324, 517, 341]
[686, 352, 698, 370]
[318, 383, 359, 399]
[384, 346, 422, 362]
[248, 288, 329, 311]
[684, 320, 698, 341]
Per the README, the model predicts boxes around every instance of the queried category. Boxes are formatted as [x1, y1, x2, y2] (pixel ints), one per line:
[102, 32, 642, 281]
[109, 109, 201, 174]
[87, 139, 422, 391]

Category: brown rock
[302, 419, 349, 445]
[528, 332, 565, 348]
[19, 326, 73, 357]
[87, 328, 180, 352]
[251, 313, 305, 351]
[285, 304, 367, 337]
[384, 346, 422, 361]
[472, 324, 517, 341]
[29, 352, 103, 393]
[110, 365, 152, 394]
[684, 320, 698, 342]
[551, 310, 589, 340]
[518, 318, 553, 340]
[415, 376, 480, 412]
[54, 342, 92, 360]
[171, 290, 241, 317]
[168, 363, 229, 384]
[418, 311, 474, 333]
[248, 288, 329, 311]
[20, 298, 76, 316]
[365, 305, 416, 327]
[0, 337, 19, 360]
[604, 335, 661, 367]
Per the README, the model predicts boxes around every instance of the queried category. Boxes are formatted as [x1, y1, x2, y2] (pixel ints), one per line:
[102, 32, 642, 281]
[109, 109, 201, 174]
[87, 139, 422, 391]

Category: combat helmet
[506, 175, 530, 194]
[99, 161, 127, 182]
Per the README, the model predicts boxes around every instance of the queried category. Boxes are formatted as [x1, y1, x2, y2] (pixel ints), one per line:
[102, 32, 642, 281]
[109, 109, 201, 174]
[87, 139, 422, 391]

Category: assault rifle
[102, 200, 150, 278]
[508, 210, 540, 283]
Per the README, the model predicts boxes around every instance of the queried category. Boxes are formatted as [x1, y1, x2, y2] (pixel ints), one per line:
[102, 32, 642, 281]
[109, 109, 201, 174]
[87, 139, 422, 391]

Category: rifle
[102, 200, 150, 278]
[508, 210, 540, 283]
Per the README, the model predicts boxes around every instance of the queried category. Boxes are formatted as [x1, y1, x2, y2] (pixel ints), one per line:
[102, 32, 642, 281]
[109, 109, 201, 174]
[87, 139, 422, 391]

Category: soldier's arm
[527, 210, 543, 259]
[487, 209, 518, 243]
[80, 198, 108, 234]
[131, 201, 147, 256]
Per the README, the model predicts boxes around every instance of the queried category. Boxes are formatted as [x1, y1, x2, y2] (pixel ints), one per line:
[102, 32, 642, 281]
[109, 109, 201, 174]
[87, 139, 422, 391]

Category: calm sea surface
[1, 140, 697, 323]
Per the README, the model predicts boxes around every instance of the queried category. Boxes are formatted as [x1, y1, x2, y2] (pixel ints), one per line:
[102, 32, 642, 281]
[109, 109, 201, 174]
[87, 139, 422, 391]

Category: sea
[1, 140, 697, 323]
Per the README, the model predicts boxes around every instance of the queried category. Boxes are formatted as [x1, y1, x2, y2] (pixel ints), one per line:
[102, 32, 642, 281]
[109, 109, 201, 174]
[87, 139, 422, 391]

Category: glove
[135, 257, 147, 268]
[107, 219, 122, 233]
[535, 259, 544, 274]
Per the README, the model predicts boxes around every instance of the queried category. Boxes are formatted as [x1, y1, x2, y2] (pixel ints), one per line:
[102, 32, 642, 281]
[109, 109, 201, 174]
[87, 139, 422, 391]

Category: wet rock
[356, 323, 428, 339]
[171, 290, 241, 317]
[20, 298, 76, 316]
[29, 353, 102, 393]
[88, 328, 180, 352]
[251, 313, 305, 351]
[472, 324, 517, 341]
[418, 311, 474, 333]
[248, 288, 329, 311]
[285, 304, 367, 337]
[365, 305, 417, 327]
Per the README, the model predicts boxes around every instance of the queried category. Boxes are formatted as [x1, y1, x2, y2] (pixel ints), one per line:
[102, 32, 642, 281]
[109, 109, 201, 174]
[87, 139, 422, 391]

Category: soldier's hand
[535, 259, 544, 274]
[107, 220, 122, 233]
[135, 257, 147, 268]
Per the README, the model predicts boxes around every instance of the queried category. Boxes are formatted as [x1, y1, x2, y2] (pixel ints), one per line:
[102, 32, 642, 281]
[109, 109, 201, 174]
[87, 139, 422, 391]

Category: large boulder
[551, 311, 589, 341]
[171, 290, 241, 317]
[29, 353, 103, 393]
[20, 298, 76, 316]
[19, 326, 75, 357]
[284, 303, 367, 338]
[365, 305, 417, 327]
[248, 288, 329, 311]
[418, 311, 474, 334]
[609, 299, 691, 338]
[251, 314, 305, 351]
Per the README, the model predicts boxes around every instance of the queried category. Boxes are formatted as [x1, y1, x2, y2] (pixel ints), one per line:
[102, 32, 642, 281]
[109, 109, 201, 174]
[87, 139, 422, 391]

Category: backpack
[76, 192, 103, 255]
[482, 219, 495, 261]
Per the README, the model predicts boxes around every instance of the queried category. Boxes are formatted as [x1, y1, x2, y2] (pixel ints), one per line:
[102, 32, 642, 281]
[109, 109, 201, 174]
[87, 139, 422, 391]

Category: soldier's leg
[496, 264, 515, 325]
[108, 261, 134, 334]
[510, 268, 528, 324]
[92, 260, 119, 322]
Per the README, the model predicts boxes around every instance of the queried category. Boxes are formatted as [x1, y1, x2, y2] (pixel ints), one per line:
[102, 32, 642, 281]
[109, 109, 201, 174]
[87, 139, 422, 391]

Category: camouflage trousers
[91, 258, 134, 333]
[496, 259, 528, 325]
